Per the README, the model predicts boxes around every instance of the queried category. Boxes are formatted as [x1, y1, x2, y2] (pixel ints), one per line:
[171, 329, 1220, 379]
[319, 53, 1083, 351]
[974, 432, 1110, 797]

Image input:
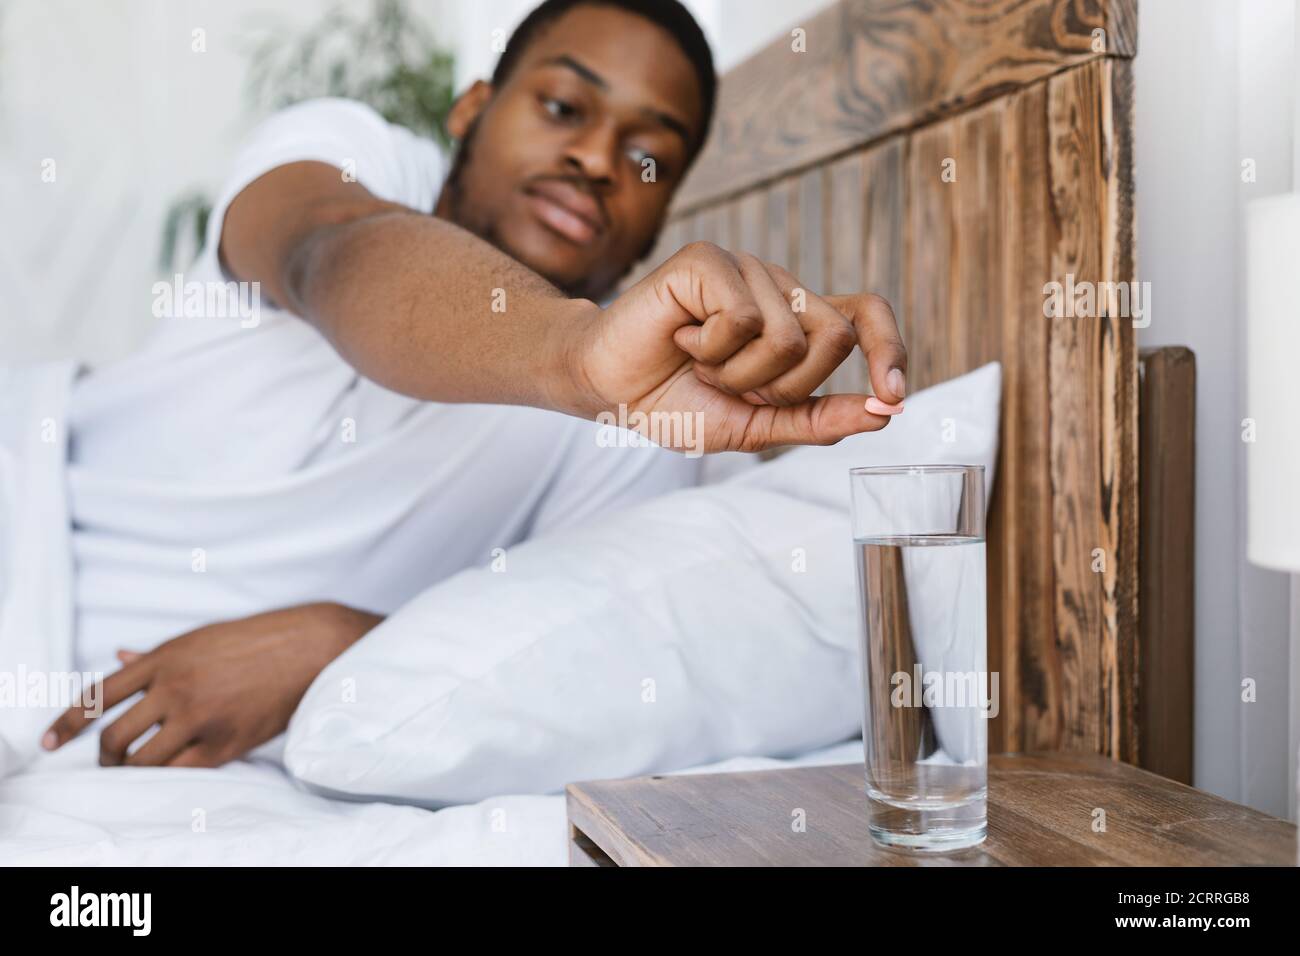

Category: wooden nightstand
[566, 752, 1297, 866]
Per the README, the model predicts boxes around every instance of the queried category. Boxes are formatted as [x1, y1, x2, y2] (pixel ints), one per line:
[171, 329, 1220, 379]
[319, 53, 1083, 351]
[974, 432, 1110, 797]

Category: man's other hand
[41, 603, 382, 769]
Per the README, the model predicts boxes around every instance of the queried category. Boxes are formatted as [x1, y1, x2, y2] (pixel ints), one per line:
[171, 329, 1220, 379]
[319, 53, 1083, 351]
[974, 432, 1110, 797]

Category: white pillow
[285, 363, 1002, 806]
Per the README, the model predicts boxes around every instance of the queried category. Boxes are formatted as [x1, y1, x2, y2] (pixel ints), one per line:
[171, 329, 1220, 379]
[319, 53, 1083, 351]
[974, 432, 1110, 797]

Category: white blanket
[0, 733, 865, 865]
[0, 362, 78, 780]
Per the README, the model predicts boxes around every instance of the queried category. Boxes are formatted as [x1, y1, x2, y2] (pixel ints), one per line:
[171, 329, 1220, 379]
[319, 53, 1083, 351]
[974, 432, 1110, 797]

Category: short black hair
[490, 0, 717, 159]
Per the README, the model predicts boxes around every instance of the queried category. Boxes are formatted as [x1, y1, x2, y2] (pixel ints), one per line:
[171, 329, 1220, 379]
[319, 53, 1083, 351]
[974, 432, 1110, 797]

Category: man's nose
[562, 121, 618, 186]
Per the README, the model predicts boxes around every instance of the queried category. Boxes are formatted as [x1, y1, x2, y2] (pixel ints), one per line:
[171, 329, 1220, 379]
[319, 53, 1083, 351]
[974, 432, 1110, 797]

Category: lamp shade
[1245, 193, 1300, 572]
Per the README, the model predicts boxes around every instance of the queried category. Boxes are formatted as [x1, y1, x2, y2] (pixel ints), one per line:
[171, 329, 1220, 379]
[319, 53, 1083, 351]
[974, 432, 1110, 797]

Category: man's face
[436, 4, 705, 301]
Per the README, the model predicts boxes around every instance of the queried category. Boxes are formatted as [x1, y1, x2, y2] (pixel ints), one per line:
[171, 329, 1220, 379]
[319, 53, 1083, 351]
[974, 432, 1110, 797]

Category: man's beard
[439, 117, 514, 269]
[438, 115, 657, 301]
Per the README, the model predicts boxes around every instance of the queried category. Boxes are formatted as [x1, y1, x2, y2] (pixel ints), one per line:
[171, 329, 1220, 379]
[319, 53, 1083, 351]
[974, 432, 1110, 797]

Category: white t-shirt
[66, 98, 700, 678]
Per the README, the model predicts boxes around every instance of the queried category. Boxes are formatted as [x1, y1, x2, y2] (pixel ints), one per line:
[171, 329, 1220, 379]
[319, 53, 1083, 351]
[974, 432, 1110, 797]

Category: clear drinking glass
[850, 464, 990, 851]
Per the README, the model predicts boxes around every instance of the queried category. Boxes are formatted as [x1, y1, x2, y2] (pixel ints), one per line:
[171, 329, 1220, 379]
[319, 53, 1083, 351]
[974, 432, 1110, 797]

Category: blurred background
[0, 0, 828, 362]
[1, 0, 1297, 819]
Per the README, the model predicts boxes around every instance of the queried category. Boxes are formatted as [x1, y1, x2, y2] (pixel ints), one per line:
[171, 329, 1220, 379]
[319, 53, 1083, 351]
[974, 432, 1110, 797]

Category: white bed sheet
[0, 735, 866, 865]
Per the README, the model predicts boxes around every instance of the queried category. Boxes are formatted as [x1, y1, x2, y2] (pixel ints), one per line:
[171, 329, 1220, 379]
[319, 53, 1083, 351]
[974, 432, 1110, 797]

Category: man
[33, 0, 905, 770]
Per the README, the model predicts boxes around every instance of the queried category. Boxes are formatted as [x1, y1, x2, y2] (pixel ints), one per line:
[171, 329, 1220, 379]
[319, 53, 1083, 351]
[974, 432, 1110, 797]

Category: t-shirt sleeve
[524, 418, 703, 540]
[203, 97, 443, 272]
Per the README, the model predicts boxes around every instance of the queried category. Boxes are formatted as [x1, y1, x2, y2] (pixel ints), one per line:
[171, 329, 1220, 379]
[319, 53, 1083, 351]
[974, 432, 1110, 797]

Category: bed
[2, 731, 872, 865]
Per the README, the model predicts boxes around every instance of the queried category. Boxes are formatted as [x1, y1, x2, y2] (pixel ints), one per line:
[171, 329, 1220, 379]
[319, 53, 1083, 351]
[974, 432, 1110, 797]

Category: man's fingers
[166, 743, 222, 769]
[822, 292, 908, 405]
[742, 268, 858, 405]
[124, 721, 198, 768]
[741, 393, 892, 451]
[98, 695, 166, 767]
[666, 243, 764, 368]
[692, 255, 808, 396]
[43, 659, 152, 750]
[671, 303, 764, 370]
[664, 247, 905, 409]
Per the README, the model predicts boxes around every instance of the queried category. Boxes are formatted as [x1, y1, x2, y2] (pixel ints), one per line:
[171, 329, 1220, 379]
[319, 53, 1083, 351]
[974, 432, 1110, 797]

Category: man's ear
[446, 81, 494, 140]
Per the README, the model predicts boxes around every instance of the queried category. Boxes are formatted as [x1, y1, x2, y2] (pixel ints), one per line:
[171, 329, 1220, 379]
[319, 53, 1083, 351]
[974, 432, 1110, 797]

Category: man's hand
[222, 166, 902, 448]
[42, 603, 382, 769]
[569, 242, 908, 453]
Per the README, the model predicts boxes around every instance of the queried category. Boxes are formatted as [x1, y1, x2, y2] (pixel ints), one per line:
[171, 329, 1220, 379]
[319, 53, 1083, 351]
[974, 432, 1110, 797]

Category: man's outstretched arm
[222, 160, 598, 417]
[220, 161, 908, 453]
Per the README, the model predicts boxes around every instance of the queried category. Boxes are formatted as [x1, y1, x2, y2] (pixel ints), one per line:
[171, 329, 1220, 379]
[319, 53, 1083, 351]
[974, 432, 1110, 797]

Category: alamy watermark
[50, 886, 151, 936]
[1043, 273, 1151, 328]
[596, 406, 705, 458]
[891, 666, 1000, 718]
[0, 666, 104, 717]
[151, 273, 261, 328]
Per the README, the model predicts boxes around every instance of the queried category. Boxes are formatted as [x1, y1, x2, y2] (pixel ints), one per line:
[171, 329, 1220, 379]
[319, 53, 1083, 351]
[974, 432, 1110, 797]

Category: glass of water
[849, 464, 990, 851]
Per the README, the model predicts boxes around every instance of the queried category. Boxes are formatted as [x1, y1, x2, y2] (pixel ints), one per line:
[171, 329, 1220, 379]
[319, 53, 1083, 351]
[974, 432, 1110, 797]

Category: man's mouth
[523, 180, 605, 246]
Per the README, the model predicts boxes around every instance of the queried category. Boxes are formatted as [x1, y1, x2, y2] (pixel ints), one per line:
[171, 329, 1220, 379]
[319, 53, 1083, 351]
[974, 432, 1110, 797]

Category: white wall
[1237, 0, 1300, 823]
[1135, 0, 1296, 817]
[0, 0, 345, 362]
[0, 0, 828, 363]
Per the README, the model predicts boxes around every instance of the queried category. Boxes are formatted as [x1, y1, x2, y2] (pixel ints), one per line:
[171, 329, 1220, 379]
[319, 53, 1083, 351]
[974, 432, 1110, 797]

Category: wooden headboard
[630, 0, 1193, 775]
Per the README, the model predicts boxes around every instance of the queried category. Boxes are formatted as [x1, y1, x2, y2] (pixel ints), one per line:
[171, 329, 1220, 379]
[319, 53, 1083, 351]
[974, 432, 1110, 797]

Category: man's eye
[626, 146, 659, 169]
[542, 97, 579, 120]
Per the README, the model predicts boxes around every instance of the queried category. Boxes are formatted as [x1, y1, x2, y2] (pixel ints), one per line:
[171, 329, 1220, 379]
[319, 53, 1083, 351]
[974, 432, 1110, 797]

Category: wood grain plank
[954, 101, 1006, 371]
[863, 137, 908, 396]
[797, 167, 830, 394]
[825, 153, 866, 395]
[622, 217, 685, 289]
[1046, 60, 1134, 756]
[734, 189, 767, 260]
[695, 205, 724, 247]
[675, 211, 703, 249]
[828, 152, 866, 298]
[797, 166, 827, 297]
[1046, 63, 1105, 754]
[766, 178, 798, 272]
[992, 80, 1056, 755]
[1138, 347, 1196, 784]
[943, 96, 1010, 751]
[660, 217, 687, 260]
[813, 137, 910, 400]
[905, 120, 956, 392]
[1100, 56, 1141, 766]
[675, 0, 1138, 212]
